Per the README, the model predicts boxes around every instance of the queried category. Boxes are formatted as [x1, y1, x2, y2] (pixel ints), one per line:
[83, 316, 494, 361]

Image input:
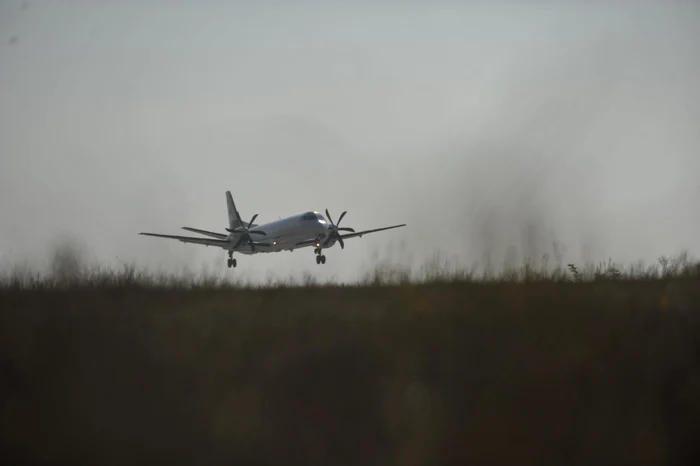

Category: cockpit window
[301, 212, 325, 221]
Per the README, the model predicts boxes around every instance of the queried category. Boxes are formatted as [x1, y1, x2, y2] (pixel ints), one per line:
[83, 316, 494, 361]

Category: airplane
[139, 191, 406, 268]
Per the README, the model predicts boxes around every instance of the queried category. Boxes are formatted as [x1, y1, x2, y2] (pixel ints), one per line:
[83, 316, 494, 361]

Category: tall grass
[2, 248, 699, 291]
[1, 247, 699, 465]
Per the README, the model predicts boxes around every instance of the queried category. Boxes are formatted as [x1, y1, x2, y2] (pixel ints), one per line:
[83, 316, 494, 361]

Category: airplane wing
[139, 232, 231, 248]
[181, 227, 228, 239]
[140, 232, 274, 249]
[338, 224, 406, 240]
[294, 224, 406, 247]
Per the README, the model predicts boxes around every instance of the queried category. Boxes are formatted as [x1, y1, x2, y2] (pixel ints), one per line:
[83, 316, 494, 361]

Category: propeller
[226, 211, 266, 252]
[323, 209, 355, 249]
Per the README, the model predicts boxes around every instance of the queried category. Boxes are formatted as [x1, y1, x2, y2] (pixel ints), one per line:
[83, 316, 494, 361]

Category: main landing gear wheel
[227, 252, 237, 268]
[314, 246, 326, 264]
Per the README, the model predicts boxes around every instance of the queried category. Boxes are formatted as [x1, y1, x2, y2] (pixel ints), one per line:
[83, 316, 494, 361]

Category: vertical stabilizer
[226, 191, 242, 230]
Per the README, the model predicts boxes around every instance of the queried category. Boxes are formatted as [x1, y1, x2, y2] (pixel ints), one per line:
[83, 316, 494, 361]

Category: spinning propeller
[323, 209, 355, 249]
[226, 211, 266, 251]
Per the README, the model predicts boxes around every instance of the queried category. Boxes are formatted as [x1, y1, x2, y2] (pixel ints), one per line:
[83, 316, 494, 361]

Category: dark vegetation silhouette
[1, 244, 699, 465]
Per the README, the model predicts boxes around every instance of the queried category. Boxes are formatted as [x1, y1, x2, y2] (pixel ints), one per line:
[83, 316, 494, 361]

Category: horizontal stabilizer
[226, 227, 266, 235]
[182, 227, 227, 239]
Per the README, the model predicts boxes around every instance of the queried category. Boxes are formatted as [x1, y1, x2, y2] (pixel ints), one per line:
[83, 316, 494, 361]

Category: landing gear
[314, 248, 326, 265]
[227, 251, 237, 268]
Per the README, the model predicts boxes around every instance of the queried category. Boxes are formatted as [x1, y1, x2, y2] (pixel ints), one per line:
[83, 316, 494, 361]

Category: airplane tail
[226, 191, 242, 230]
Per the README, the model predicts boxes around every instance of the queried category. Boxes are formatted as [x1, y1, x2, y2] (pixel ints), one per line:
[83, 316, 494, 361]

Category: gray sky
[2, 0, 699, 283]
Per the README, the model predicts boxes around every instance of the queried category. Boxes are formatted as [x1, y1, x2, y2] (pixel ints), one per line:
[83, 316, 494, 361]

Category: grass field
[1, 253, 699, 465]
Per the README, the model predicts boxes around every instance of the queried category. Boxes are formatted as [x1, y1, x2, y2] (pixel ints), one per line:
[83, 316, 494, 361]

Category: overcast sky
[1, 0, 699, 282]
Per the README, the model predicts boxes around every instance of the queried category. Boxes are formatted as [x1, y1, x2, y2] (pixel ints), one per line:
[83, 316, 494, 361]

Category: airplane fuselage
[230, 211, 332, 255]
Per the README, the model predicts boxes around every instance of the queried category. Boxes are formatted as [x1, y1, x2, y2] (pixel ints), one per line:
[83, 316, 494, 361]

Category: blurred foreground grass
[1, 253, 699, 465]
